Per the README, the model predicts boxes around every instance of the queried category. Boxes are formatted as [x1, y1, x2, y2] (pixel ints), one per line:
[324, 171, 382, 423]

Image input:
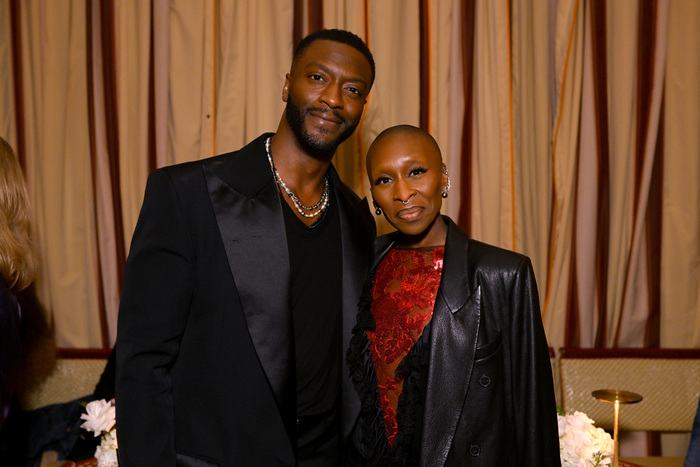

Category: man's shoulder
[150, 134, 271, 190]
[161, 133, 270, 175]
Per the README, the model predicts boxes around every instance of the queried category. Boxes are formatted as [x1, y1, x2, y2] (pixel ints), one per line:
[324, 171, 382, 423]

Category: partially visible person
[0, 136, 38, 430]
[346, 125, 560, 466]
[685, 397, 700, 467]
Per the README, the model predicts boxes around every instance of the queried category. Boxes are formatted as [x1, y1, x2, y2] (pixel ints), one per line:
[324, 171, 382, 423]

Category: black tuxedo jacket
[350, 217, 560, 466]
[116, 133, 375, 466]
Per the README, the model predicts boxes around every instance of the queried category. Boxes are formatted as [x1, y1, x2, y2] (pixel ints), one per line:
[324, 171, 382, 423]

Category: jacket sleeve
[116, 169, 195, 467]
[509, 257, 561, 466]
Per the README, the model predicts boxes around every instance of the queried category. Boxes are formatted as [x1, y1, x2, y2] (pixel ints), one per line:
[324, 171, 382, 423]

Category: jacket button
[479, 374, 491, 387]
[470, 444, 481, 456]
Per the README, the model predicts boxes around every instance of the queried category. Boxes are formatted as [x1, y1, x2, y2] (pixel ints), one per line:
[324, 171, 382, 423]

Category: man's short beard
[285, 95, 359, 160]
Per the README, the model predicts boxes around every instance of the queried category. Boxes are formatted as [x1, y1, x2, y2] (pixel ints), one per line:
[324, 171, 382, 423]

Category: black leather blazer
[116, 133, 375, 466]
[348, 217, 560, 466]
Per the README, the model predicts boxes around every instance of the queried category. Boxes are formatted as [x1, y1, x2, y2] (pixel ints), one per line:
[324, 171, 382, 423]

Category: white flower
[95, 428, 119, 467]
[80, 399, 119, 466]
[80, 399, 116, 436]
[558, 411, 613, 467]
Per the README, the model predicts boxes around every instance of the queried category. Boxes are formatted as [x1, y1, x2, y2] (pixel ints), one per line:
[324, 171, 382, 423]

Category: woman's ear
[441, 164, 451, 198]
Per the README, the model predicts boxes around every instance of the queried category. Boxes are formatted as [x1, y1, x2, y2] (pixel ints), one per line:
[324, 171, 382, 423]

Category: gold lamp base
[592, 389, 643, 467]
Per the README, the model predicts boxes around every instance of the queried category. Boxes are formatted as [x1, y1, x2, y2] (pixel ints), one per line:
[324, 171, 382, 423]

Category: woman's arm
[509, 257, 561, 466]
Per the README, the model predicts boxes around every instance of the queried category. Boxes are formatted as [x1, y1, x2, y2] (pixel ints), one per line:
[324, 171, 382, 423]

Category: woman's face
[367, 132, 448, 247]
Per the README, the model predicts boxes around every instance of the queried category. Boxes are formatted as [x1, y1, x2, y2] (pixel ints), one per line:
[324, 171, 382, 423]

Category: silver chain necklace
[265, 137, 330, 218]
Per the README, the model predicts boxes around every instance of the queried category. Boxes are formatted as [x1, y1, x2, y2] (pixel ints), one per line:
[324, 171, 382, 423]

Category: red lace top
[366, 246, 444, 448]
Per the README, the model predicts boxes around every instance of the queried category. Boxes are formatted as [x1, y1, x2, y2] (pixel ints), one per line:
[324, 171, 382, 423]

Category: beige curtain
[1, 0, 699, 360]
[10, 1, 103, 347]
[663, 0, 700, 347]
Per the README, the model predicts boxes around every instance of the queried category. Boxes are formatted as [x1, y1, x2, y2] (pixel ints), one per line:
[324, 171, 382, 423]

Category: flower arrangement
[558, 411, 614, 467]
[80, 399, 118, 467]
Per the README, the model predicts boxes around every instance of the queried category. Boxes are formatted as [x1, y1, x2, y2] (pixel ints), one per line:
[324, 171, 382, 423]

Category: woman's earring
[373, 200, 382, 216]
[442, 167, 451, 198]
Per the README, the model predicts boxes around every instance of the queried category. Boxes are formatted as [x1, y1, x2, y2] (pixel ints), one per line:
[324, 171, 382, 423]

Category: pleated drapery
[1, 0, 698, 359]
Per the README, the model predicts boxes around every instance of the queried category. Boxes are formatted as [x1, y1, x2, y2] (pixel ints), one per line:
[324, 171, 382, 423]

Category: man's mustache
[307, 107, 346, 124]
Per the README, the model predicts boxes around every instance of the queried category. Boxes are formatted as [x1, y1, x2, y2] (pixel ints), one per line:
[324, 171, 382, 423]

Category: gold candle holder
[592, 389, 643, 467]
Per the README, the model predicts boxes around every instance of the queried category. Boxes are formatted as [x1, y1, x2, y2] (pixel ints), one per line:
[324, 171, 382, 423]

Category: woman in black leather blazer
[347, 125, 560, 466]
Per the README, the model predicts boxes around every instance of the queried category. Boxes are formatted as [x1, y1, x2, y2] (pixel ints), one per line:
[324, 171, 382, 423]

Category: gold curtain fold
[468, 0, 514, 249]
[542, 0, 585, 347]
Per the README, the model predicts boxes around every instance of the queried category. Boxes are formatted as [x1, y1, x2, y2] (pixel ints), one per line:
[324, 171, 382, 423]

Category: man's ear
[282, 73, 291, 102]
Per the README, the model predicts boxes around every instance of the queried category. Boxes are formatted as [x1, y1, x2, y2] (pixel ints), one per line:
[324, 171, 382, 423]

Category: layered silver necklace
[265, 136, 330, 218]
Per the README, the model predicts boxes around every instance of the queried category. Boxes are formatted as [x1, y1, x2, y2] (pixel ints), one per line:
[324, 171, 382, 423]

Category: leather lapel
[421, 219, 481, 466]
[202, 134, 295, 427]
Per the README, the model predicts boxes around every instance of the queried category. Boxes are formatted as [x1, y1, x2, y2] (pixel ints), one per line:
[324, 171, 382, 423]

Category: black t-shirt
[282, 189, 342, 418]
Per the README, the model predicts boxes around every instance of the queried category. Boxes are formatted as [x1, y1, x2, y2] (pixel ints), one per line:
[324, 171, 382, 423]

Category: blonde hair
[0, 137, 38, 290]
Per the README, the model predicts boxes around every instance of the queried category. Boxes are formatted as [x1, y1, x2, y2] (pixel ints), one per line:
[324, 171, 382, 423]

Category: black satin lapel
[203, 165, 294, 419]
[337, 194, 374, 438]
[421, 285, 481, 466]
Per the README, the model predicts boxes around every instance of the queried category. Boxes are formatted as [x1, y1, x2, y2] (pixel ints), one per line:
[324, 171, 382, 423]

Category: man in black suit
[115, 29, 376, 467]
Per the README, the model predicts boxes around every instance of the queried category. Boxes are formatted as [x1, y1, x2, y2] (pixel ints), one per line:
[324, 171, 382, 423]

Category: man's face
[283, 40, 373, 158]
